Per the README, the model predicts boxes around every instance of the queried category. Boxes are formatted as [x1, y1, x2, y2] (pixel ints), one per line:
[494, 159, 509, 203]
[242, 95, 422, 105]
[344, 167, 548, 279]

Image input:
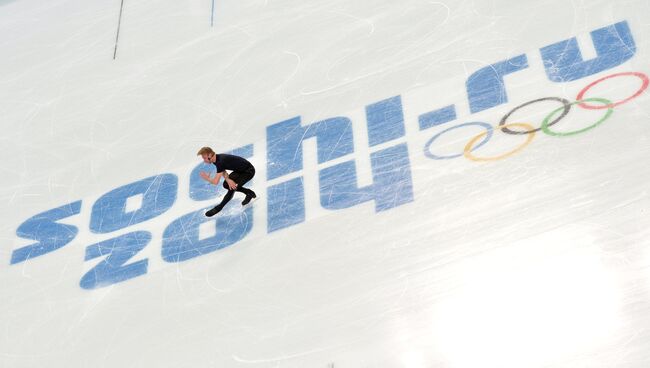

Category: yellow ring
[463, 123, 536, 162]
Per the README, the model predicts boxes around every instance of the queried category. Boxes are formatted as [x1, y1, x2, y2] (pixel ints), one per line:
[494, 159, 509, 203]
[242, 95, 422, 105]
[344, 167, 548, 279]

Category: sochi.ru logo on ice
[8, 21, 644, 290]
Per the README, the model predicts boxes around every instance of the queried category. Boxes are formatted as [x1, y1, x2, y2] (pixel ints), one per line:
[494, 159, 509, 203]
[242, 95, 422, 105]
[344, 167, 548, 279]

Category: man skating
[197, 147, 257, 217]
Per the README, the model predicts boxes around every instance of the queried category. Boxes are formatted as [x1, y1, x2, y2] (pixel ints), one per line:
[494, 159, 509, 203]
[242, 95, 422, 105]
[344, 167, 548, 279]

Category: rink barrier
[7, 21, 646, 290]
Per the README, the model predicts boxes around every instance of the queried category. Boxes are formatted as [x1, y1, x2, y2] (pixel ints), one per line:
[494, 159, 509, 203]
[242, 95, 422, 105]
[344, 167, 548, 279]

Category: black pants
[214, 168, 255, 210]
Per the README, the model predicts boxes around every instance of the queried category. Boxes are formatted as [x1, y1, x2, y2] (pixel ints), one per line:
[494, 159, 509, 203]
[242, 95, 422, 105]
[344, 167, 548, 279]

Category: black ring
[499, 97, 571, 135]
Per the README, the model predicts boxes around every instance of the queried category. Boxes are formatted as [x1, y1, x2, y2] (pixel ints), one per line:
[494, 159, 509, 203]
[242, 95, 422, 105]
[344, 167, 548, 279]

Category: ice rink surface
[2, 0, 650, 367]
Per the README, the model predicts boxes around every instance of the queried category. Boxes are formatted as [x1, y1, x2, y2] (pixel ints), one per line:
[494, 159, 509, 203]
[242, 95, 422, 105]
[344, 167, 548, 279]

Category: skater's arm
[223, 171, 238, 190]
[200, 171, 223, 185]
[210, 172, 224, 185]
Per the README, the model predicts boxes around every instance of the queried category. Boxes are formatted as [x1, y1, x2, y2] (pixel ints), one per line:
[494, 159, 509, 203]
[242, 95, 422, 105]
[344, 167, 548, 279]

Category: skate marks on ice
[6, 20, 649, 291]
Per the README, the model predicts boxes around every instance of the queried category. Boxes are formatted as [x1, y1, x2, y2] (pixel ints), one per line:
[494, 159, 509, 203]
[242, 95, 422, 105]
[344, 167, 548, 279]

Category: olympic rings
[422, 71, 649, 163]
[499, 97, 571, 135]
[576, 72, 649, 109]
[541, 98, 614, 137]
[464, 123, 536, 162]
[423, 122, 493, 160]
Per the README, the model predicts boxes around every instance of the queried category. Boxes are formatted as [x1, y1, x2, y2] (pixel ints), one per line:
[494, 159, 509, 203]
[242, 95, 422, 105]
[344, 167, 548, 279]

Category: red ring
[576, 71, 649, 110]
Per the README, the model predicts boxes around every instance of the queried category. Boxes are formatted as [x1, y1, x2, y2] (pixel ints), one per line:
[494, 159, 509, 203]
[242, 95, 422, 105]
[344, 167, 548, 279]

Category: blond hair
[197, 147, 215, 156]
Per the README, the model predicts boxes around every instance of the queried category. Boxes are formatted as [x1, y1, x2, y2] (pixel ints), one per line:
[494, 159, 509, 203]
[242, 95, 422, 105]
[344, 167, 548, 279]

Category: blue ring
[423, 122, 494, 160]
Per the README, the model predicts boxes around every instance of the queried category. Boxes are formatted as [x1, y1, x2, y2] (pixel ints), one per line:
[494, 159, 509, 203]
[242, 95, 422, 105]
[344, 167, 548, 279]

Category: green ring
[541, 98, 614, 137]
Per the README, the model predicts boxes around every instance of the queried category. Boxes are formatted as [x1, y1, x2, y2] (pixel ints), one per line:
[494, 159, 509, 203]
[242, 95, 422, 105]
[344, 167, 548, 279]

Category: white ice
[1, 0, 650, 367]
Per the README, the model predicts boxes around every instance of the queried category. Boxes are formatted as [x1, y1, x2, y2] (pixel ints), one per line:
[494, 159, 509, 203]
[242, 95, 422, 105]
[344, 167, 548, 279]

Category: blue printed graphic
[10, 201, 82, 264]
[267, 177, 305, 233]
[419, 105, 457, 131]
[90, 174, 178, 233]
[366, 96, 405, 146]
[466, 54, 529, 114]
[79, 231, 151, 289]
[161, 206, 253, 262]
[319, 144, 414, 211]
[266, 116, 354, 180]
[541, 21, 636, 82]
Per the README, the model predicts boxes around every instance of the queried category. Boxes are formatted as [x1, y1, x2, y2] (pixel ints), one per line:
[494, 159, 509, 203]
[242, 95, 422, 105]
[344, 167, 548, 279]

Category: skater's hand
[226, 179, 238, 190]
[200, 171, 211, 182]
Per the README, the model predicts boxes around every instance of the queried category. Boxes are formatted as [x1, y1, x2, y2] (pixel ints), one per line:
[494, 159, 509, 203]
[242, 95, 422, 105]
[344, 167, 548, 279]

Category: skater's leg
[233, 169, 256, 205]
[239, 185, 256, 205]
[219, 189, 235, 207]
[205, 189, 235, 217]
[221, 175, 251, 196]
[221, 169, 257, 207]
[235, 186, 255, 196]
